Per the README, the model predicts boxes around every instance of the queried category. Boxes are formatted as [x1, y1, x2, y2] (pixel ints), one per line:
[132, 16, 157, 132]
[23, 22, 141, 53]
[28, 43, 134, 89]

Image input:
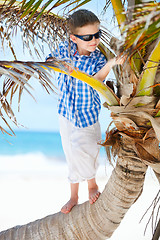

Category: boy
[46, 9, 124, 214]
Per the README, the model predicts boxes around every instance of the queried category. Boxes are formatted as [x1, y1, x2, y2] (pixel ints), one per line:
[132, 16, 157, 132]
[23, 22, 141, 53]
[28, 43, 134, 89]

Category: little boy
[46, 9, 124, 214]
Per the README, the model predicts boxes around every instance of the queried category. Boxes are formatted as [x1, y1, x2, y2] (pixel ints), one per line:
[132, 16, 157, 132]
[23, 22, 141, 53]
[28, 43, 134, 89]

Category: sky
[0, 0, 117, 133]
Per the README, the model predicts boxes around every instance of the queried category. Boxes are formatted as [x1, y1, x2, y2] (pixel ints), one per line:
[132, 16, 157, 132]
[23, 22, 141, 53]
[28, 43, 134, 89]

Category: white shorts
[59, 115, 101, 183]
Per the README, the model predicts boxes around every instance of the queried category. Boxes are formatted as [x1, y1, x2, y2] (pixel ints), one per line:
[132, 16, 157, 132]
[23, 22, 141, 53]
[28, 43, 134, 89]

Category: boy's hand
[64, 64, 74, 74]
[64, 65, 79, 74]
[46, 57, 78, 74]
[107, 55, 127, 69]
[46, 57, 55, 62]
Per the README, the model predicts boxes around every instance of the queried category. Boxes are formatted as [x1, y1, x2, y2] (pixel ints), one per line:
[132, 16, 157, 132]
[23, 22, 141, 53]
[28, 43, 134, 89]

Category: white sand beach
[0, 154, 159, 240]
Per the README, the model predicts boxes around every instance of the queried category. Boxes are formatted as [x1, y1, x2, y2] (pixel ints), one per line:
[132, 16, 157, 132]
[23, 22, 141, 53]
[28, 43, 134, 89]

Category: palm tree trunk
[0, 138, 148, 240]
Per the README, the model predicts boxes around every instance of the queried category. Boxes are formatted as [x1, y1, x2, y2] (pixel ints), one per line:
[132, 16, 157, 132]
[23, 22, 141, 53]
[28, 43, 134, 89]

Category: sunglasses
[74, 29, 102, 42]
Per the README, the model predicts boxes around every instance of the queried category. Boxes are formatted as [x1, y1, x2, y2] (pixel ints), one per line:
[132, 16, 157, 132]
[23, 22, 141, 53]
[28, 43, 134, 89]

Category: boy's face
[70, 23, 100, 56]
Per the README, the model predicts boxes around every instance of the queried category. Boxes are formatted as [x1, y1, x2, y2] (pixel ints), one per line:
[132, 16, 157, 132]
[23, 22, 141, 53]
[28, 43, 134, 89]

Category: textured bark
[0, 138, 148, 240]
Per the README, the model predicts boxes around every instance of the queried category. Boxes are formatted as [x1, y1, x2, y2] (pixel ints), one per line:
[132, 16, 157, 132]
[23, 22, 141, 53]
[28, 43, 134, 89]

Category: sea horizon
[0, 130, 159, 240]
[0, 130, 109, 177]
[0, 130, 107, 157]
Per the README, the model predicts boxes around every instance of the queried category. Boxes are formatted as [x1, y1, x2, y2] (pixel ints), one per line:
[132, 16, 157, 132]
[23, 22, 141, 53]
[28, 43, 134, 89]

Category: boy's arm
[93, 56, 126, 82]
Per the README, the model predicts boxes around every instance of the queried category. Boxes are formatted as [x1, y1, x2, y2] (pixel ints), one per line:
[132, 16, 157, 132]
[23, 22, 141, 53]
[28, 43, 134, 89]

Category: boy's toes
[61, 205, 70, 214]
[89, 190, 101, 204]
[93, 191, 100, 203]
[89, 196, 94, 204]
[61, 199, 78, 214]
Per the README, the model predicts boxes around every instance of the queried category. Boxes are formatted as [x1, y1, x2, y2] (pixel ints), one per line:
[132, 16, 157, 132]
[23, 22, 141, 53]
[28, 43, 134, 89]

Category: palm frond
[0, 59, 59, 135]
[0, 3, 68, 59]
[0, 1, 68, 59]
[110, 0, 126, 31]
[0, 58, 120, 135]
[136, 39, 160, 96]
[121, 2, 160, 56]
[0, 59, 119, 104]
[0, 0, 91, 20]
[0, 0, 112, 60]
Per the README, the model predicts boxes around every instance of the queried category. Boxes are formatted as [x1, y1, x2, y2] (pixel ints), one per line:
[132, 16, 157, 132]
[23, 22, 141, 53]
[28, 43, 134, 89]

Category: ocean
[0, 131, 65, 158]
[0, 131, 108, 175]
[0, 131, 106, 158]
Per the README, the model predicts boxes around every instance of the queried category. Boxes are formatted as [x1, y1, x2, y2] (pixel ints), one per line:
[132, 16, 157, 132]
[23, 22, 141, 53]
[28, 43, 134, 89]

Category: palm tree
[0, 0, 160, 239]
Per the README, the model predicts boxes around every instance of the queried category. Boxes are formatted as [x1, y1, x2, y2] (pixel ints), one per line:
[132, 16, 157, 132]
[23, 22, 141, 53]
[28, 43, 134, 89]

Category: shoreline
[0, 161, 159, 239]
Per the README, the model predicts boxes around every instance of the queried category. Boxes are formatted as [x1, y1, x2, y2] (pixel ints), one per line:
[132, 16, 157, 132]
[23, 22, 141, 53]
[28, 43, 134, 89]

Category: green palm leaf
[1, 0, 92, 21]
[0, 2, 112, 60]
[136, 39, 160, 96]
[121, 2, 160, 56]
[110, 0, 126, 32]
[0, 59, 119, 134]
[0, 60, 119, 105]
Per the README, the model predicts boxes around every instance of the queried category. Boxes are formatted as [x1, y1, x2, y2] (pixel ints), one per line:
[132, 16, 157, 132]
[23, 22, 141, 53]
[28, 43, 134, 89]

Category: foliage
[121, 2, 160, 55]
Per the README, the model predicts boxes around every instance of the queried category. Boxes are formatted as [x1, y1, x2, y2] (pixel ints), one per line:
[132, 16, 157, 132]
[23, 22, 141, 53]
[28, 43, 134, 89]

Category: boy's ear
[70, 34, 77, 43]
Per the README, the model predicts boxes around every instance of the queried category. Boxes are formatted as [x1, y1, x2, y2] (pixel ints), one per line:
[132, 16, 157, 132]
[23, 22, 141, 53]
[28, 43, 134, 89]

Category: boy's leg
[59, 115, 79, 214]
[88, 178, 100, 204]
[61, 183, 79, 214]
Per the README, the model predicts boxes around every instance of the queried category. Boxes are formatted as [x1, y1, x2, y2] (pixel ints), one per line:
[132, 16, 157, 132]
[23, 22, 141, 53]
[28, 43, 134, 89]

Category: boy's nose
[92, 36, 97, 40]
[90, 36, 96, 42]
[90, 38, 98, 45]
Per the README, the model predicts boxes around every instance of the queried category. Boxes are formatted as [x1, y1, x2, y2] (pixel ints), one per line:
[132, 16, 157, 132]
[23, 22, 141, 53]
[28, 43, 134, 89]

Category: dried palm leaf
[100, 127, 120, 165]
[0, 58, 120, 135]
[0, 59, 119, 105]
[0, 93, 17, 136]
[0, 2, 113, 61]
[140, 190, 160, 239]
[121, 2, 160, 56]
[0, 0, 91, 21]
[0, 59, 58, 135]
[102, 114, 160, 166]
[0, 5, 68, 59]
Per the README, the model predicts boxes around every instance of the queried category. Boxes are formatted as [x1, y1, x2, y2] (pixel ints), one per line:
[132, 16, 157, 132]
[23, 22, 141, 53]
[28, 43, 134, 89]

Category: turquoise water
[0, 131, 106, 161]
[0, 131, 64, 158]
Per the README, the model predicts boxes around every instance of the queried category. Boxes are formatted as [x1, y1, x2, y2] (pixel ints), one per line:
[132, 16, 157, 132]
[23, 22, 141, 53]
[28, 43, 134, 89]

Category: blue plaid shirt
[47, 41, 107, 128]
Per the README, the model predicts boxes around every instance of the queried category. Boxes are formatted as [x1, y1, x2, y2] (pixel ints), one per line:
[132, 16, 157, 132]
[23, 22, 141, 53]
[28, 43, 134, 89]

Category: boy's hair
[68, 9, 100, 34]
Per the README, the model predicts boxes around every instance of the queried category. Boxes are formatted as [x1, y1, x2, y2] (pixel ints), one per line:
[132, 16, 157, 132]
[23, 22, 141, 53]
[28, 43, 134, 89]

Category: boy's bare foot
[61, 198, 78, 214]
[88, 178, 100, 204]
[89, 188, 101, 204]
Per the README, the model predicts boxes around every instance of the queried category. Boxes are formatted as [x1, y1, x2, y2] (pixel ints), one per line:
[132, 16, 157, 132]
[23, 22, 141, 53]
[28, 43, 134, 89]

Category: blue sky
[0, 0, 117, 133]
